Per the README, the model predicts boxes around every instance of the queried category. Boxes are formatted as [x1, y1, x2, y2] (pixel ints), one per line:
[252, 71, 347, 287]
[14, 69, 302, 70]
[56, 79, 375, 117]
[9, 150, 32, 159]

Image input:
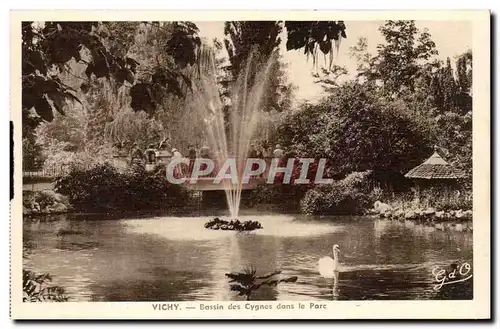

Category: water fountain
[188, 47, 277, 221]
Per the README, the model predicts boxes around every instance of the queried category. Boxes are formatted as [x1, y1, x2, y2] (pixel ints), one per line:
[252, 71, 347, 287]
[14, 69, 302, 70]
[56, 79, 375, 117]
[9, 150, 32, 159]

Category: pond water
[23, 210, 473, 301]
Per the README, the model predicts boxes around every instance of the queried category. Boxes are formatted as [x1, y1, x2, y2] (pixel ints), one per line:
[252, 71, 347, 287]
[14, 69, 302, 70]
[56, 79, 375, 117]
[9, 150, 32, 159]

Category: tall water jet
[188, 47, 277, 219]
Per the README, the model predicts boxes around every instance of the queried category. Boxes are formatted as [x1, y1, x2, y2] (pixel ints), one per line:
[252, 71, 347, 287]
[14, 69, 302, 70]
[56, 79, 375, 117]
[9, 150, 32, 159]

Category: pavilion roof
[404, 151, 466, 180]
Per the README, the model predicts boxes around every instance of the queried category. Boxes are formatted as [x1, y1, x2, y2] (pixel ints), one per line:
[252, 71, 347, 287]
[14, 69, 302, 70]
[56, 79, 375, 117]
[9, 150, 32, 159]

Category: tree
[223, 21, 346, 112]
[22, 21, 205, 125]
[454, 50, 473, 114]
[36, 105, 87, 153]
[224, 21, 283, 81]
[456, 50, 472, 96]
[223, 21, 285, 117]
[348, 28, 473, 182]
[349, 37, 373, 81]
[22, 134, 45, 171]
[434, 111, 472, 178]
[358, 21, 438, 96]
[104, 109, 166, 151]
[276, 82, 435, 182]
[23, 20, 347, 126]
[430, 51, 473, 179]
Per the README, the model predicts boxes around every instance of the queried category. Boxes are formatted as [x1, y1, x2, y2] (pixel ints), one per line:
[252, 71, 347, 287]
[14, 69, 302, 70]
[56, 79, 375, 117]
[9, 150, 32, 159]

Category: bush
[300, 171, 374, 215]
[247, 183, 308, 209]
[54, 163, 191, 212]
[379, 185, 472, 213]
[275, 83, 434, 177]
[41, 144, 116, 176]
[23, 190, 71, 215]
[432, 190, 472, 211]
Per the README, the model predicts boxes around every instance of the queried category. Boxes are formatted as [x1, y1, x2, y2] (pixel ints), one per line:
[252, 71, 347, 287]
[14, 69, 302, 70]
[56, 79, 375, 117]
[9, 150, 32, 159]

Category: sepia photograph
[10, 10, 490, 320]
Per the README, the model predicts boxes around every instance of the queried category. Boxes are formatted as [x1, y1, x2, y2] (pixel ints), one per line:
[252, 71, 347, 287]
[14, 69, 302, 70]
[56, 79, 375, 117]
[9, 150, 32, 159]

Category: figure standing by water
[261, 141, 272, 159]
[256, 143, 266, 178]
[271, 144, 286, 183]
[248, 144, 258, 159]
[130, 143, 145, 170]
[187, 144, 197, 175]
[247, 144, 260, 177]
[145, 144, 157, 164]
[171, 148, 184, 178]
[200, 144, 210, 159]
[144, 144, 158, 172]
[198, 144, 211, 177]
[156, 142, 172, 165]
[273, 144, 284, 159]
[255, 143, 264, 159]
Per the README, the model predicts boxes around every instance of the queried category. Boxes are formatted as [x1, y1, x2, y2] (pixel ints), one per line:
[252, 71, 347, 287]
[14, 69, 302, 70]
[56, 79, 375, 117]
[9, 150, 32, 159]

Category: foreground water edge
[23, 211, 473, 301]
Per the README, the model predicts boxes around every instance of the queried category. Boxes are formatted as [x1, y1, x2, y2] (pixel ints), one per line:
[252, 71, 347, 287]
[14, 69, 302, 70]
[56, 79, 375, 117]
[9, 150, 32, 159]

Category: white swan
[318, 244, 341, 278]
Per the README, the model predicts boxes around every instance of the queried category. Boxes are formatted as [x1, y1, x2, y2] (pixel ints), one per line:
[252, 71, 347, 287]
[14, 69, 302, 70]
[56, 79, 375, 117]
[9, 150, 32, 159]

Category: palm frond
[256, 270, 281, 280]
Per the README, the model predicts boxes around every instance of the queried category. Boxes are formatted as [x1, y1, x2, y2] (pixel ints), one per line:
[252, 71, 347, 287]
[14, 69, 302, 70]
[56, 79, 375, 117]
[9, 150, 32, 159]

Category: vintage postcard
[10, 10, 490, 320]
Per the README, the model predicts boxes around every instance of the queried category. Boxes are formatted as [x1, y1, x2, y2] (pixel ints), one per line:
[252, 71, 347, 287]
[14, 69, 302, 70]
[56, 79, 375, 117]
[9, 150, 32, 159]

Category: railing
[22, 164, 93, 180]
[22, 156, 285, 182]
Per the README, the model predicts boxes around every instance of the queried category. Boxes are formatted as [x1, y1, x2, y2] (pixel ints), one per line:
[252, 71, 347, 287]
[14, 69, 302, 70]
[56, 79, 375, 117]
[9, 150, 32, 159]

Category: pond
[23, 210, 473, 301]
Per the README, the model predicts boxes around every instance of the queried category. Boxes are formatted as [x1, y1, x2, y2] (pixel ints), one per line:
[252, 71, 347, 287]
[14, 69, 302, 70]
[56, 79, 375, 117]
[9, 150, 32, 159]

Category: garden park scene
[22, 20, 473, 302]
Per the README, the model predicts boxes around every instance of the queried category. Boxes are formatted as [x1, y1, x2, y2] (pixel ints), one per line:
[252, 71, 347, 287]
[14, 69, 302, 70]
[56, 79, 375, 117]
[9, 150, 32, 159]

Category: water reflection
[23, 214, 473, 301]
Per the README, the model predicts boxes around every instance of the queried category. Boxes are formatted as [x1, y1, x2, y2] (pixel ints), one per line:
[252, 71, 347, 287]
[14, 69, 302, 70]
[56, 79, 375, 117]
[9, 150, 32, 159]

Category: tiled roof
[405, 152, 466, 179]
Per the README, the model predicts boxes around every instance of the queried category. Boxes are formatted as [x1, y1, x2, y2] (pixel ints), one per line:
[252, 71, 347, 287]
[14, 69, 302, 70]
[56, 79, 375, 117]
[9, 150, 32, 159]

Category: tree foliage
[278, 20, 472, 190]
[23, 19, 348, 146]
[224, 21, 283, 80]
[276, 82, 435, 179]
[285, 21, 347, 68]
[356, 21, 438, 96]
[21, 21, 205, 125]
[104, 109, 166, 151]
[312, 65, 349, 92]
[222, 21, 346, 113]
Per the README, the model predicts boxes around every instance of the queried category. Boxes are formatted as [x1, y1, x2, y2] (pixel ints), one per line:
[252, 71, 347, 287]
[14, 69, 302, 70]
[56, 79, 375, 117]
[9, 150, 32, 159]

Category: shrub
[248, 179, 309, 208]
[415, 186, 472, 211]
[23, 137, 45, 171]
[275, 83, 434, 177]
[248, 184, 292, 205]
[41, 145, 115, 176]
[381, 186, 473, 212]
[23, 190, 71, 215]
[54, 163, 191, 212]
[300, 171, 374, 215]
[432, 190, 472, 211]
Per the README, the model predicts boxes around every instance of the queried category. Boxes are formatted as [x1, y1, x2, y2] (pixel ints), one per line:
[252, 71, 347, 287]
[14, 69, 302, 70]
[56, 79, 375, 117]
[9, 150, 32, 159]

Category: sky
[194, 20, 472, 103]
